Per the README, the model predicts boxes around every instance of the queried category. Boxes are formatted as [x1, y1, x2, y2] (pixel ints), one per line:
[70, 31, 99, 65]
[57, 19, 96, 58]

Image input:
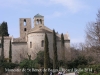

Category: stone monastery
[0, 14, 70, 63]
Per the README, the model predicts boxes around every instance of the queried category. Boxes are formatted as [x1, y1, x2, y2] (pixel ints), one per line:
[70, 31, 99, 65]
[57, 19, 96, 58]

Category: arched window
[41, 40, 44, 47]
[24, 19, 26, 26]
[40, 19, 42, 24]
[30, 42, 32, 48]
[36, 19, 39, 25]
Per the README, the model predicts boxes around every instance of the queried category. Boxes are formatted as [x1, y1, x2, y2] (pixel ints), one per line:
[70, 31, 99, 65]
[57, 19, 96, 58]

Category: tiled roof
[13, 38, 26, 42]
[28, 25, 53, 33]
[34, 14, 44, 17]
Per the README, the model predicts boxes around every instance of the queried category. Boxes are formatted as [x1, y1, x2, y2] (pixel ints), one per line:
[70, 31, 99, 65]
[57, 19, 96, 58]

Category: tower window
[24, 28, 27, 31]
[40, 19, 42, 24]
[41, 40, 44, 47]
[24, 19, 26, 26]
[30, 42, 32, 48]
[36, 19, 39, 25]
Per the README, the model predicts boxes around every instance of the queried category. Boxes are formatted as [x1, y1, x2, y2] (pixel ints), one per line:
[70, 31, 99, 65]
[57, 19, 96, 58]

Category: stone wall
[12, 42, 28, 63]
[0, 37, 11, 59]
[65, 40, 71, 61]
[27, 33, 53, 59]
[27, 33, 70, 61]
[0, 37, 28, 63]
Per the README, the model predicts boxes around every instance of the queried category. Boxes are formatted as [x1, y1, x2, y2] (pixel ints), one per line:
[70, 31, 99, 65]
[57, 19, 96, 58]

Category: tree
[0, 22, 9, 36]
[61, 33, 65, 61]
[67, 56, 88, 69]
[44, 33, 50, 75]
[37, 51, 44, 66]
[19, 59, 38, 75]
[1, 35, 4, 62]
[9, 40, 12, 62]
[53, 30, 58, 70]
[85, 10, 100, 63]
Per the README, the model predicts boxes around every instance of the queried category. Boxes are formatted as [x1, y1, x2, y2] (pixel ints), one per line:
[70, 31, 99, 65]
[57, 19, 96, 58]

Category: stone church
[0, 14, 70, 63]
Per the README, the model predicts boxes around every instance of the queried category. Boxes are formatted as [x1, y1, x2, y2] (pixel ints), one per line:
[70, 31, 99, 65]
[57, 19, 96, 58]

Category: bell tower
[20, 18, 31, 39]
[34, 14, 44, 27]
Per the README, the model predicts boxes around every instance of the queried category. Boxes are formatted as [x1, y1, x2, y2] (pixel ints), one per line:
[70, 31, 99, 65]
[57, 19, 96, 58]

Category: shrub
[66, 56, 88, 69]
[79, 72, 93, 75]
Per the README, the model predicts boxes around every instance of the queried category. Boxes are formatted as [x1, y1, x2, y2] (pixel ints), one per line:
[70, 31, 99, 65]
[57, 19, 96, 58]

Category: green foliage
[1, 35, 4, 62]
[88, 64, 100, 73]
[78, 64, 87, 69]
[78, 64, 100, 75]
[79, 71, 100, 75]
[19, 59, 38, 69]
[74, 56, 88, 66]
[0, 22, 9, 36]
[58, 60, 67, 68]
[9, 40, 12, 62]
[67, 56, 88, 69]
[0, 60, 18, 74]
[37, 51, 44, 66]
[19, 58, 40, 75]
[44, 33, 50, 75]
[0, 62, 18, 69]
[79, 72, 92, 75]
[53, 29, 58, 69]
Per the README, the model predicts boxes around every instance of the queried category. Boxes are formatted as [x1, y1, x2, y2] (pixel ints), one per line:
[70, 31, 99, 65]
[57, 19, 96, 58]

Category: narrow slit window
[41, 40, 44, 47]
[24, 19, 26, 26]
[30, 42, 32, 48]
[24, 28, 27, 31]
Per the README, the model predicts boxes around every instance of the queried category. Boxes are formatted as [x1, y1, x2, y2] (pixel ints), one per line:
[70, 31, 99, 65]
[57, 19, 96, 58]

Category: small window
[24, 19, 26, 26]
[41, 40, 44, 47]
[30, 42, 32, 48]
[24, 28, 27, 31]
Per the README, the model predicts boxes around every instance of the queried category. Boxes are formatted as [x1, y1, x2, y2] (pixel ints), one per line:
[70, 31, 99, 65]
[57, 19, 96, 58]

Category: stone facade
[0, 14, 70, 63]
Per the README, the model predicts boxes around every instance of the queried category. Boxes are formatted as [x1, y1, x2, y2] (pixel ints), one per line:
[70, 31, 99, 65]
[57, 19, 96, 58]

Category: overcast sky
[0, 0, 100, 44]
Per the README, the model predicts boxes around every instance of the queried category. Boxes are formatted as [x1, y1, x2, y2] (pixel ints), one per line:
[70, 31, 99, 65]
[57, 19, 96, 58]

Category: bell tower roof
[34, 14, 44, 17]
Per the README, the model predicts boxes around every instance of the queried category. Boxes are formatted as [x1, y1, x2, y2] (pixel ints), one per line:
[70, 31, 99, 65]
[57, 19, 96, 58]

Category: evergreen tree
[1, 35, 4, 62]
[0, 22, 9, 36]
[53, 30, 58, 70]
[44, 33, 50, 75]
[61, 33, 64, 46]
[61, 33, 65, 62]
[9, 40, 12, 62]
